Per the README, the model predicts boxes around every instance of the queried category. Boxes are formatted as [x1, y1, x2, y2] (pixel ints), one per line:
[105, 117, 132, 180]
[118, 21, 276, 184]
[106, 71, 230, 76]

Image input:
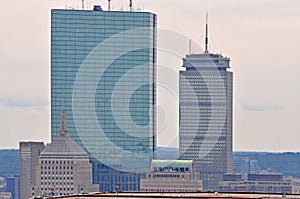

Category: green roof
[152, 160, 192, 169]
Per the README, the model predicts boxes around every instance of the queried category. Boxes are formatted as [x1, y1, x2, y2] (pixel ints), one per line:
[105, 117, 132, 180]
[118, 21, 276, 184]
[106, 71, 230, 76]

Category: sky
[0, 0, 299, 151]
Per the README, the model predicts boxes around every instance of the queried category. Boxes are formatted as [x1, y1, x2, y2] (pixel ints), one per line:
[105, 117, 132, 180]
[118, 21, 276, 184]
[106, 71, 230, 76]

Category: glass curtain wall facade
[51, 8, 157, 191]
[179, 53, 232, 191]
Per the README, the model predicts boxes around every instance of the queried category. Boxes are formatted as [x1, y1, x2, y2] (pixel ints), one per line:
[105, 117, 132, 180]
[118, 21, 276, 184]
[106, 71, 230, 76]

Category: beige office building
[31, 109, 99, 197]
[140, 160, 203, 192]
[20, 141, 45, 199]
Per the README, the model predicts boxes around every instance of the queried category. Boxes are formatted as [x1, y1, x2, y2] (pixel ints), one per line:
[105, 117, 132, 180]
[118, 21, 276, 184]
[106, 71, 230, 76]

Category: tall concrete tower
[179, 15, 233, 191]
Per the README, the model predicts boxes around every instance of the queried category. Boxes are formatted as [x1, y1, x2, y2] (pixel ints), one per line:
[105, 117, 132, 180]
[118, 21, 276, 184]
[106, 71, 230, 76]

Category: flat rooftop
[40, 192, 300, 199]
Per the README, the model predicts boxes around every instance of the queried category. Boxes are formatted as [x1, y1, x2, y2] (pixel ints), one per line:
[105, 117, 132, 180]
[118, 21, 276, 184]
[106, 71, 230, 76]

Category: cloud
[0, 97, 49, 108]
[239, 102, 284, 112]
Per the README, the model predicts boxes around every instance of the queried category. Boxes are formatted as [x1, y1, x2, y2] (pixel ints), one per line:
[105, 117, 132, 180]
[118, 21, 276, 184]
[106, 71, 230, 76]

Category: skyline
[0, 0, 300, 152]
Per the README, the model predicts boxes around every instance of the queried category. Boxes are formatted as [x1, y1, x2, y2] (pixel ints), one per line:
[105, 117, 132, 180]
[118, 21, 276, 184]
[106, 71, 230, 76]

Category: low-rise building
[0, 192, 12, 199]
[31, 109, 99, 197]
[5, 175, 20, 199]
[0, 176, 6, 192]
[285, 176, 300, 194]
[219, 173, 292, 193]
[140, 160, 203, 192]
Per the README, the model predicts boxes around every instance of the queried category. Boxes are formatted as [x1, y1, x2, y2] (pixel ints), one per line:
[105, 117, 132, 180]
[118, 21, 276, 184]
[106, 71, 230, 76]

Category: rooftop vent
[93, 5, 102, 11]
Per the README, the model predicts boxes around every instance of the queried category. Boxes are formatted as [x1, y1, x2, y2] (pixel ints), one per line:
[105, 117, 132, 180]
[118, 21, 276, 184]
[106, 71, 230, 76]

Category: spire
[59, 89, 68, 137]
[204, 13, 209, 54]
[59, 108, 69, 137]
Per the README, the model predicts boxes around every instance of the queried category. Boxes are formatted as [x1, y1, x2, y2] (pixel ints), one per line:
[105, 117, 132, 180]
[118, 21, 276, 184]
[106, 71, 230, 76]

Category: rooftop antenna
[129, 0, 133, 12]
[108, 0, 111, 11]
[204, 13, 209, 54]
[136, 0, 141, 11]
[189, 39, 192, 55]
[82, 0, 84, 10]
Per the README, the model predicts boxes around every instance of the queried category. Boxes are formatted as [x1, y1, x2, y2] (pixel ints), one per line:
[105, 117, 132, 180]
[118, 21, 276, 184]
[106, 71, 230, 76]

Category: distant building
[285, 176, 300, 194]
[179, 17, 233, 191]
[218, 173, 292, 194]
[19, 142, 45, 199]
[248, 173, 284, 181]
[222, 173, 243, 182]
[233, 156, 261, 179]
[51, 7, 157, 191]
[140, 160, 203, 192]
[5, 175, 20, 199]
[0, 192, 12, 199]
[32, 109, 99, 197]
[0, 176, 6, 191]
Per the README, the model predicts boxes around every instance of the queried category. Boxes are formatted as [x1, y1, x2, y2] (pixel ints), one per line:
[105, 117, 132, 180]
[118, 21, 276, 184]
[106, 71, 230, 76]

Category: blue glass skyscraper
[51, 6, 157, 191]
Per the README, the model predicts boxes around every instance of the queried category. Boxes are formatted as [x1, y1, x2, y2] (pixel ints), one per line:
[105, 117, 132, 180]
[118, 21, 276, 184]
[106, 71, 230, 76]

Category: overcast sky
[0, 0, 299, 151]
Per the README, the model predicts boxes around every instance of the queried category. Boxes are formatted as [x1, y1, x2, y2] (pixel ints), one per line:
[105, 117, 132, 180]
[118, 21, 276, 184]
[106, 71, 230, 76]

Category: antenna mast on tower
[108, 0, 111, 11]
[129, 0, 133, 12]
[82, 0, 85, 10]
[204, 13, 209, 54]
[189, 39, 192, 55]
